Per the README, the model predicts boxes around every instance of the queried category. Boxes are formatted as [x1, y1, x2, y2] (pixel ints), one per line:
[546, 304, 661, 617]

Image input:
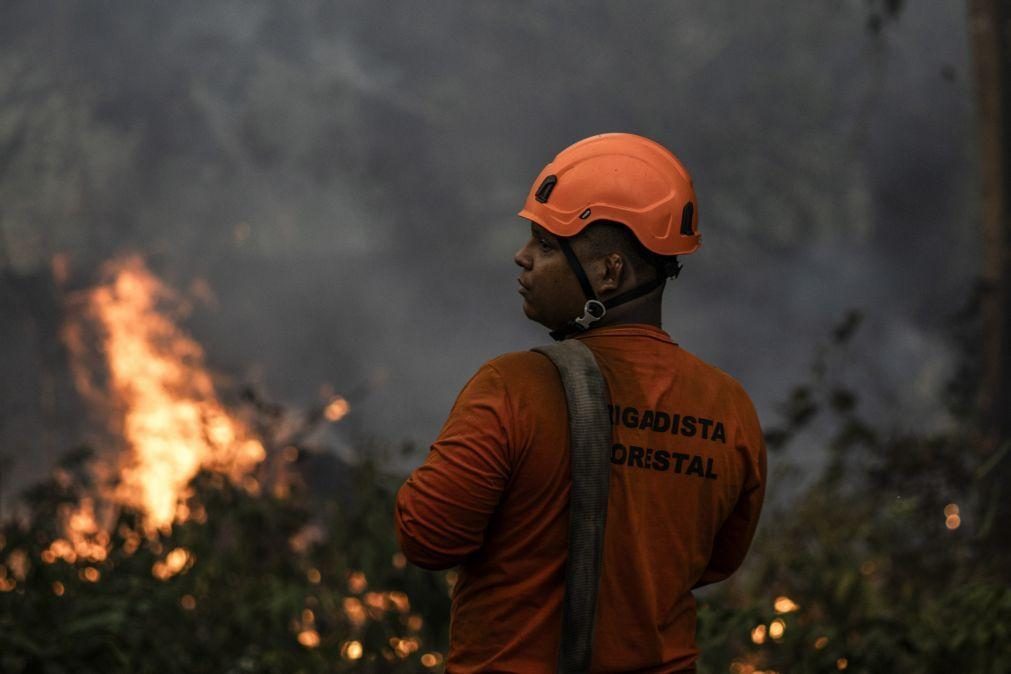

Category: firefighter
[395, 133, 766, 673]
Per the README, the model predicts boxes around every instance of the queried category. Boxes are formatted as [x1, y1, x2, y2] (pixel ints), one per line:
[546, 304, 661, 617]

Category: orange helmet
[518, 132, 700, 256]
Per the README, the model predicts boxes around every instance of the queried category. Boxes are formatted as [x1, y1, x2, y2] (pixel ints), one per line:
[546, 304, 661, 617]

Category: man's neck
[592, 298, 662, 330]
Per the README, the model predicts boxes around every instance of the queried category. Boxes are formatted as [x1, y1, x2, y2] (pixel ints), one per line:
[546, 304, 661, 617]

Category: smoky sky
[0, 1, 979, 498]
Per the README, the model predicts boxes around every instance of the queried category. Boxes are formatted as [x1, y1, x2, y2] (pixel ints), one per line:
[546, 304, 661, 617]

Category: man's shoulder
[675, 346, 755, 404]
[482, 349, 560, 381]
[457, 351, 566, 424]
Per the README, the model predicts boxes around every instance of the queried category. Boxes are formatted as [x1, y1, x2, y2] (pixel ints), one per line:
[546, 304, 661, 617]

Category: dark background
[0, 1, 978, 502]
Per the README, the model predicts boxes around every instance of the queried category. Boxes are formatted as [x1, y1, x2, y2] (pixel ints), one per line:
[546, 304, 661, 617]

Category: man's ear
[597, 252, 625, 293]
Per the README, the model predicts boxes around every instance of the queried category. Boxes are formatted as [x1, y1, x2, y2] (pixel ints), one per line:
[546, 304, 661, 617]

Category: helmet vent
[535, 175, 558, 203]
[579, 208, 592, 220]
[680, 202, 694, 236]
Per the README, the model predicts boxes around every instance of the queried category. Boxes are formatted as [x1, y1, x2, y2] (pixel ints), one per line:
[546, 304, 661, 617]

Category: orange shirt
[395, 324, 766, 673]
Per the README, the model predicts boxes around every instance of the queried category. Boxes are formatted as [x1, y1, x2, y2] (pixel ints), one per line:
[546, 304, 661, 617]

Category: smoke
[0, 1, 979, 493]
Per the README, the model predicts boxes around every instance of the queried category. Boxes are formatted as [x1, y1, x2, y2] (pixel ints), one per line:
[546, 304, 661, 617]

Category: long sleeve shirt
[395, 324, 767, 673]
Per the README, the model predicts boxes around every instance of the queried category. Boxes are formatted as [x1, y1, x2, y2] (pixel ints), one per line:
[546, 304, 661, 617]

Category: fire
[324, 395, 350, 422]
[297, 629, 321, 648]
[343, 597, 368, 626]
[152, 547, 193, 580]
[44, 256, 433, 662]
[341, 641, 363, 661]
[773, 595, 799, 614]
[42, 497, 110, 563]
[421, 653, 443, 668]
[768, 618, 786, 640]
[65, 256, 265, 530]
[390, 636, 420, 658]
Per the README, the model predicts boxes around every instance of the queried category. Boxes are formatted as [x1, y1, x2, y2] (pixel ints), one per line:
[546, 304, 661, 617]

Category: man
[395, 133, 766, 673]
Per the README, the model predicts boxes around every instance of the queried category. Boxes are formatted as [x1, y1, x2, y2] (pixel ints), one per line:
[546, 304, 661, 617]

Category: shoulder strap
[531, 340, 613, 674]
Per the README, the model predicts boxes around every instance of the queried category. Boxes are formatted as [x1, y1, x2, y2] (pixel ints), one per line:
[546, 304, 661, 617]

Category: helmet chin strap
[550, 237, 677, 342]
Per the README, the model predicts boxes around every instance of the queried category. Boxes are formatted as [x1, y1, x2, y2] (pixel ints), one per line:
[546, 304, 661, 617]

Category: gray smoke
[0, 1, 979, 501]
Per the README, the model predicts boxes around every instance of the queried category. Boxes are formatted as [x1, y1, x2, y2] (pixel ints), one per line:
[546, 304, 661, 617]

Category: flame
[43, 498, 110, 564]
[297, 629, 321, 648]
[347, 570, 368, 594]
[343, 597, 368, 626]
[324, 395, 350, 422]
[341, 641, 363, 661]
[420, 653, 443, 668]
[152, 547, 193, 580]
[768, 618, 786, 640]
[773, 595, 799, 614]
[944, 502, 961, 529]
[390, 636, 420, 658]
[387, 591, 410, 613]
[66, 256, 265, 530]
[364, 592, 385, 611]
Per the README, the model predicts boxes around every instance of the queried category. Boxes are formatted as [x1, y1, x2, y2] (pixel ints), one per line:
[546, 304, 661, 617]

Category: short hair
[576, 219, 681, 282]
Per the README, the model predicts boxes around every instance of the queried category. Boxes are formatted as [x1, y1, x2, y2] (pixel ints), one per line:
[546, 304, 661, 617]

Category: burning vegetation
[2, 259, 1008, 672]
[63, 255, 265, 531]
[0, 256, 452, 672]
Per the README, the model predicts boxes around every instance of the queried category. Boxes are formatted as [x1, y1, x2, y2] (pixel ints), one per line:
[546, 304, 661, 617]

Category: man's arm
[694, 386, 767, 588]
[395, 363, 513, 570]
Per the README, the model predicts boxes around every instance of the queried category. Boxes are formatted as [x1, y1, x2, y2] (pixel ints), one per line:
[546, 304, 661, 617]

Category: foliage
[695, 311, 1011, 674]
[0, 444, 451, 673]
[3, 310, 1010, 673]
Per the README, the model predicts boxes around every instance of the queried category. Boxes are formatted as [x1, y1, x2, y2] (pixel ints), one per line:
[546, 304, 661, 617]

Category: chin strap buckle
[549, 300, 607, 341]
[573, 299, 606, 330]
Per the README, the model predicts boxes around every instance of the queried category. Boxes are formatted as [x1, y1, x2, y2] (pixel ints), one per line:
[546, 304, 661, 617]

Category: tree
[968, 0, 1011, 561]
